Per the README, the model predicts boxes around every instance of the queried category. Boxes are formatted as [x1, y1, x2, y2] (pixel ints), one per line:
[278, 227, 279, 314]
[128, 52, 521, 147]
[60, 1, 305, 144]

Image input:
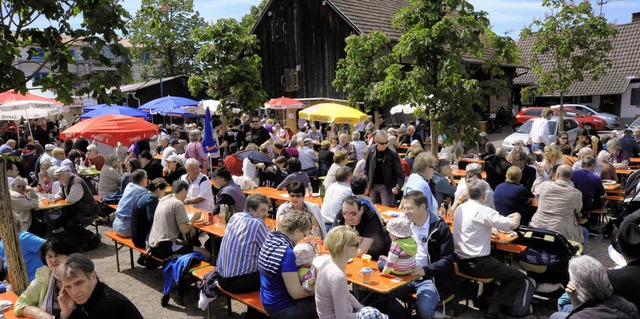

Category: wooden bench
[454, 262, 493, 309]
[105, 231, 210, 272]
[217, 284, 268, 316]
[584, 207, 608, 225]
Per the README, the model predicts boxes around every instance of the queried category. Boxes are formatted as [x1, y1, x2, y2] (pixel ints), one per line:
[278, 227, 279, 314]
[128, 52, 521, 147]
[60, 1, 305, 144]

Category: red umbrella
[0, 90, 61, 105]
[60, 114, 158, 146]
[264, 97, 305, 110]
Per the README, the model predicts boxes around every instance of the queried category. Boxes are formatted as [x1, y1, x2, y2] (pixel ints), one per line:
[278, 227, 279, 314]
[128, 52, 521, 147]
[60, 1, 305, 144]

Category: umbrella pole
[25, 112, 34, 140]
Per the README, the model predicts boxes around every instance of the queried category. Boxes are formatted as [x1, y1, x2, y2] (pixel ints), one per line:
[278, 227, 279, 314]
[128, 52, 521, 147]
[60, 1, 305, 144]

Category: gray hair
[557, 164, 573, 180]
[606, 138, 621, 150]
[374, 130, 388, 141]
[581, 155, 596, 168]
[467, 179, 486, 201]
[568, 255, 613, 304]
[188, 129, 201, 142]
[466, 163, 483, 177]
[11, 176, 28, 188]
[351, 131, 361, 141]
[184, 158, 200, 169]
[578, 147, 593, 158]
[105, 154, 119, 166]
[597, 150, 611, 163]
[56, 253, 95, 280]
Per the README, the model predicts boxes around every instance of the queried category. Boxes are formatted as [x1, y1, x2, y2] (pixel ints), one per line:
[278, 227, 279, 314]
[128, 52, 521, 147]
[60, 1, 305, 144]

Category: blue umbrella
[138, 96, 198, 113]
[202, 107, 218, 155]
[79, 106, 151, 120]
[157, 106, 200, 118]
[82, 103, 116, 113]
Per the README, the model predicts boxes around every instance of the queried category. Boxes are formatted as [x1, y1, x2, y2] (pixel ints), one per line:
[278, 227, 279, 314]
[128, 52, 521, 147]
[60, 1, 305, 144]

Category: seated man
[113, 169, 148, 238]
[148, 180, 210, 260]
[494, 166, 534, 225]
[404, 153, 438, 215]
[211, 167, 246, 214]
[454, 164, 495, 209]
[0, 219, 44, 281]
[432, 159, 456, 207]
[180, 158, 214, 212]
[331, 196, 390, 260]
[97, 155, 122, 197]
[484, 148, 512, 190]
[390, 191, 455, 319]
[530, 164, 588, 248]
[350, 174, 383, 225]
[139, 150, 163, 181]
[453, 179, 529, 318]
[163, 154, 186, 185]
[607, 210, 640, 310]
[52, 166, 100, 251]
[320, 166, 353, 231]
[56, 253, 144, 319]
[217, 194, 270, 318]
[509, 147, 537, 196]
[570, 155, 605, 212]
[572, 147, 602, 176]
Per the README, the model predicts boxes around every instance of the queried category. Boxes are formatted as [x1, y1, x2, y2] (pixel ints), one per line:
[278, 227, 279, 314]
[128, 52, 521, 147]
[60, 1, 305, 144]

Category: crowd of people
[1, 109, 640, 319]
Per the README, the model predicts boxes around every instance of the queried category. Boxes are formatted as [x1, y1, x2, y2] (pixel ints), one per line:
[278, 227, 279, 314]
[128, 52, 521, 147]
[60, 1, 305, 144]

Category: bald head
[556, 164, 573, 180]
[578, 147, 593, 159]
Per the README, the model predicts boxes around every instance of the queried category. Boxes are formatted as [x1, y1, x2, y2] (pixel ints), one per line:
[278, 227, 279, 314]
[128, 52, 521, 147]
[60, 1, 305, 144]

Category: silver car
[551, 104, 619, 128]
[502, 116, 580, 150]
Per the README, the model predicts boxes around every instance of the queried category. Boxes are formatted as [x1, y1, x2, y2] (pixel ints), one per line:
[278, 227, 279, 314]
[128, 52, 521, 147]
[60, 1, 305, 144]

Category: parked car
[513, 107, 606, 131]
[627, 116, 640, 129]
[502, 116, 580, 150]
[550, 104, 619, 128]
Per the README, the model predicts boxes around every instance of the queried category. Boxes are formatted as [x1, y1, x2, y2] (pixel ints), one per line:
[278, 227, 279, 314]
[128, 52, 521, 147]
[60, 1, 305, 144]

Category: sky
[28, 0, 640, 38]
[123, 0, 640, 37]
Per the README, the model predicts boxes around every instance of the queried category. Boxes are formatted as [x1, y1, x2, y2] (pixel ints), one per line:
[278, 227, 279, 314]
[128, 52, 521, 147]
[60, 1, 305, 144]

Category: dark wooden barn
[118, 75, 208, 108]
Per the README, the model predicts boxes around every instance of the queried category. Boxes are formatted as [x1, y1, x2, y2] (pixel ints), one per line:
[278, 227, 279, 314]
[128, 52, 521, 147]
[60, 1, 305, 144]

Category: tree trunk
[0, 158, 29, 295]
[430, 119, 438, 158]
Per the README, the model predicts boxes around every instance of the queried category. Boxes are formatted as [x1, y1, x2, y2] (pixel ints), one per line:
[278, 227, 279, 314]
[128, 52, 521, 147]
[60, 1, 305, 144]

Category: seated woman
[550, 255, 638, 319]
[323, 150, 348, 189]
[120, 158, 142, 193]
[276, 181, 326, 239]
[315, 226, 365, 318]
[98, 155, 122, 197]
[277, 157, 311, 190]
[9, 177, 42, 237]
[542, 144, 564, 177]
[37, 160, 55, 194]
[317, 140, 334, 177]
[607, 138, 630, 168]
[13, 236, 80, 319]
[131, 178, 169, 250]
[259, 210, 317, 319]
[597, 150, 618, 182]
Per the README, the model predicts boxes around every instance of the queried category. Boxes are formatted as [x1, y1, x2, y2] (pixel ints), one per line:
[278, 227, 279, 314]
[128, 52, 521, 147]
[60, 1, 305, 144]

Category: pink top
[315, 261, 362, 319]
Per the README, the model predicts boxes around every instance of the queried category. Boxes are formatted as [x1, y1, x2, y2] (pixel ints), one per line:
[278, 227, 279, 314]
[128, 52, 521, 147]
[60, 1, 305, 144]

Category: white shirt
[530, 117, 549, 144]
[453, 199, 512, 259]
[242, 158, 258, 185]
[161, 146, 177, 167]
[320, 182, 352, 223]
[180, 173, 214, 211]
[410, 214, 431, 268]
[350, 140, 366, 161]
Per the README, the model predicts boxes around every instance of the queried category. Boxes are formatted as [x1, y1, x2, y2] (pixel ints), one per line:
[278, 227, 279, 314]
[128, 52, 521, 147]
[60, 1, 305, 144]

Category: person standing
[529, 108, 553, 153]
[365, 130, 404, 207]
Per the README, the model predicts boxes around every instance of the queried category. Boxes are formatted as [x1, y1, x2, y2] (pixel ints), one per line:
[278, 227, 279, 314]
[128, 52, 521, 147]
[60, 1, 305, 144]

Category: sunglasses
[377, 141, 388, 145]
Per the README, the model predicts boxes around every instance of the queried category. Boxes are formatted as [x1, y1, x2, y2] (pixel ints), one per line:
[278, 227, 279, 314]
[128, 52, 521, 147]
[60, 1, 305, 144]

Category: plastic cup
[358, 267, 375, 284]
[361, 254, 372, 265]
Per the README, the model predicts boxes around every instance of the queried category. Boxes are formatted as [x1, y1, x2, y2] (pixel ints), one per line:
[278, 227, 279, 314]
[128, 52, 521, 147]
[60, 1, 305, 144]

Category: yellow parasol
[298, 103, 367, 124]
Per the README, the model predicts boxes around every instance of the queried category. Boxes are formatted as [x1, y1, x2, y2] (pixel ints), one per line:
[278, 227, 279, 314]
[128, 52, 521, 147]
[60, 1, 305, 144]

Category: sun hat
[166, 154, 179, 163]
[44, 144, 55, 151]
[293, 243, 316, 266]
[612, 210, 640, 260]
[386, 218, 413, 238]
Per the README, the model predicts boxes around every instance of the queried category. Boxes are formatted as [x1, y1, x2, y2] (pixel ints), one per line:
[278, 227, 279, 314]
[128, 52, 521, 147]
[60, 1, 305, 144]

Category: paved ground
[80, 125, 623, 319]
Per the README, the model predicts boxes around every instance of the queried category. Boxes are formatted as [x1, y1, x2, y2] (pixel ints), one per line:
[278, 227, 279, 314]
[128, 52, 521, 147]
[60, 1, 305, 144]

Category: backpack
[506, 277, 536, 317]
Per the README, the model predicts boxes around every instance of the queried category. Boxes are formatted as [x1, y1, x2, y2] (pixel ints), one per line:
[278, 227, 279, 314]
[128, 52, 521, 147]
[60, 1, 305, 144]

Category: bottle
[307, 183, 313, 197]
[225, 204, 232, 224]
[319, 183, 325, 200]
[438, 203, 447, 219]
[219, 204, 227, 226]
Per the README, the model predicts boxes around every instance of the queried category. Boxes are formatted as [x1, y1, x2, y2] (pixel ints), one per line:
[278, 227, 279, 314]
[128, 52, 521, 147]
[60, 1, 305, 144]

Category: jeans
[390, 278, 439, 319]
[371, 184, 395, 207]
[268, 297, 317, 319]
[549, 312, 570, 319]
[579, 225, 589, 252]
[531, 143, 546, 152]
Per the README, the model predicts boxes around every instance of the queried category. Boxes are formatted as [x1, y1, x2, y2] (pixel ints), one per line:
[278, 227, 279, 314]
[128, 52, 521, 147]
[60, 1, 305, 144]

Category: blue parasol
[138, 96, 198, 113]
[80, 105, 151, 120]
[202, 107, 218, 155]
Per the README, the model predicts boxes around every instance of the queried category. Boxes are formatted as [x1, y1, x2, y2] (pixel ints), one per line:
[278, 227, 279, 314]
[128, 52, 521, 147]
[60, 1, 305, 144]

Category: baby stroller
[517, 226, 580, 292]
[602, 169, 640, 239]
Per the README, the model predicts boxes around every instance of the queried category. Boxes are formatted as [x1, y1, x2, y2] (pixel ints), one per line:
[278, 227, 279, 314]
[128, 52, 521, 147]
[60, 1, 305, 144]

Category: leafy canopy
[188, 18, 266, 118]
[0, 0, 133, 103]
[129, 0, 204, 78]
[520, 0, 617, 129]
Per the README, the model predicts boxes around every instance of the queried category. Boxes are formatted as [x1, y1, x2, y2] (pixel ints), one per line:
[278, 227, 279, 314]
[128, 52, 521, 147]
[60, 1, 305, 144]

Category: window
[68, 50, 76, 59]
[564, 120, 578, 131]
[31, 48, 45, 60]
[631, 88, 640, 106]
[524, 109, 542, 116]
[33, 72, 49, 81]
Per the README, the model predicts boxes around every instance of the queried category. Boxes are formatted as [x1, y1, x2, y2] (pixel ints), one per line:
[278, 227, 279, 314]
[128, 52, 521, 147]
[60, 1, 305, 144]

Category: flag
[202, 107, 218, 154]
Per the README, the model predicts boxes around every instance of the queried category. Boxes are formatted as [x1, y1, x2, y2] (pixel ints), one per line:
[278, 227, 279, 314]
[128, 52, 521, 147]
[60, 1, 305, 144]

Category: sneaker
[433, 311, 446, 319]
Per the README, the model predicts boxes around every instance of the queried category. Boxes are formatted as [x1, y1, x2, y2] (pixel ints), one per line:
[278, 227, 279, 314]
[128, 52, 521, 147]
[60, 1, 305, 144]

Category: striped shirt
[383, 238, 417, 275]
[217, 212, 269, 278]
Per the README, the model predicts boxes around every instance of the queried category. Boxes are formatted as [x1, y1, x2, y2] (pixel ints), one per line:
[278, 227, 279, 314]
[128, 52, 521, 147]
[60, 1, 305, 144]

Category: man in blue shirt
[113, 169, 149, 237]
[403, 153, 438, 216]
[0, 220, 44, 281]
[570, 155, 605, 212]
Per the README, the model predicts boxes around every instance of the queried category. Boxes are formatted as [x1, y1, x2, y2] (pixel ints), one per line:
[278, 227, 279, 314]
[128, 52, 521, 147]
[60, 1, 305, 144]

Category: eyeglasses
[377, 141, 388, 145]
[15, 185, 26, 188]
[289, 193, 304, 198]
[559, 137, 568, 140]
[252, 120, 259, 123]
[428, 165, 437, 170]
[343, 211, 358, 217]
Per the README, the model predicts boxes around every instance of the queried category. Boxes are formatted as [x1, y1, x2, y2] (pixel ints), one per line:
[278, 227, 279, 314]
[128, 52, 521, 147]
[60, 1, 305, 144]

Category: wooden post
[0, 157, 29, 295]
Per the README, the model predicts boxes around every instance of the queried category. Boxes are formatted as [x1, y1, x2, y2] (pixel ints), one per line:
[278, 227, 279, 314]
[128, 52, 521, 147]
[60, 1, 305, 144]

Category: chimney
[633, 12, 640, 23]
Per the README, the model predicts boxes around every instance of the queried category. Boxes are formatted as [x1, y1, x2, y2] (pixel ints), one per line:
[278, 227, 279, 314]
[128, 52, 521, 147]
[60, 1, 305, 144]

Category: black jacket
[568, 295, 638, 319]
[365, 147, 405, 191]
[164, 163, 186, 185]
[484, 155, 511, 190]
[608, 259, 640, 310]
[58, 281, 144, 319]
[418, 209, 456, 299]
[144, 159, 164, 181]
[521, 165, 537, 197]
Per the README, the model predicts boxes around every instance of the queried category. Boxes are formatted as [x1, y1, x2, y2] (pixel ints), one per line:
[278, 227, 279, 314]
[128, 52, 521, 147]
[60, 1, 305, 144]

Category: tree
[188, 18, 266, 118]
[384, 0, 519, 155]
[129, 0, 205, 78]
[240, 0, 269, 33]
[520, 0, 617, 131]
[333, 31, 399, 112]
[0, 0, 133, 104]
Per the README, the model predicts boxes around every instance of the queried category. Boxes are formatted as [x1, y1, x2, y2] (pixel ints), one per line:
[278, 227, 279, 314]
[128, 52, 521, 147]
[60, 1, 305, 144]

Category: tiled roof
[514, 22, 640, 96]
[327, 0, 410, 41]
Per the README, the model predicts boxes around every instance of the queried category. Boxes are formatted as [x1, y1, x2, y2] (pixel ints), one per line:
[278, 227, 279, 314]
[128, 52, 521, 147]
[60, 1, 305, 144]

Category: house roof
[327, 0, 409, 41]
[119, 75, 186, 93]
[514, 21, 640, 96]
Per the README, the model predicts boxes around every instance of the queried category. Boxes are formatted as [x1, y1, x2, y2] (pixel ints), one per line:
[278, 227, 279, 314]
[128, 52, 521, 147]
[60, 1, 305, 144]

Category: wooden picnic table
[35, 198, 71, 210]
[451, 168, 487, 179]
[153, 153, 163, 160]
[345, 255, 421, 294]
[458, 157, 485, 164]
[1, 290, 19, 319]
[243, 187, 324, 206]
[77, 167, 101, 177]
[615, 168, 635, 175]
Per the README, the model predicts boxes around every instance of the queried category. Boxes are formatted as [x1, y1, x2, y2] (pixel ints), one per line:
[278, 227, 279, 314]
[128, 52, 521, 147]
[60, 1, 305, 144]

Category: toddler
[377, 218, 417, 275]
[293, 243, 317, 291]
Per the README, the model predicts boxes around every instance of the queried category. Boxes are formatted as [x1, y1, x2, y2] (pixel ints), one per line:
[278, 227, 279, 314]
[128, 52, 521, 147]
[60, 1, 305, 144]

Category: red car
[513, 107, 606, 131]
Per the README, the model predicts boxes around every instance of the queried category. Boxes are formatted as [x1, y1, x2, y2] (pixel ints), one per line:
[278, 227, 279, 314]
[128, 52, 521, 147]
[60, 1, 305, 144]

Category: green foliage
[129, 0, 205, 78]
[385, 0, 518, 149]
[520, 0, 617, 129]
[333, 31, 399, 112]
[240, 0, 269, 34]
[0, 0, 133, 103]
[189, 18, 266, 118]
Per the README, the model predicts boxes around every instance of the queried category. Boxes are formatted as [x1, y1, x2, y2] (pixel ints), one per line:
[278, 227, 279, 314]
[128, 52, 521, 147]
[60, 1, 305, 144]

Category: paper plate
[602, 180, 616, 185]
[279, 194, 290, 198]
